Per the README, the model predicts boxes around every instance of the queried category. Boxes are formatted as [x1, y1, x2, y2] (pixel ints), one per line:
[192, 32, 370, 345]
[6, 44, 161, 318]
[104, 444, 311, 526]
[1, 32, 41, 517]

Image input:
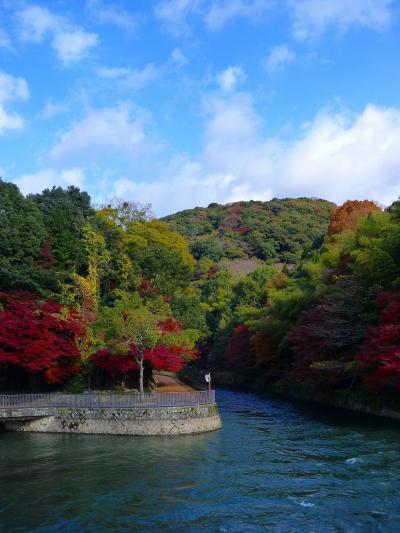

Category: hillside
[163, 198, 335, 264]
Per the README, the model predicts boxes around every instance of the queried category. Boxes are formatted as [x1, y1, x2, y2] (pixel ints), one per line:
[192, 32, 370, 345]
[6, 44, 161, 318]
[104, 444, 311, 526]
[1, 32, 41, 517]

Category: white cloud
[52, 29, 98, 64]
[156, 0, 392, 36]
[97, 64, 159, 88]
[97, 52, 188, 90]
[278, 105, 400, 205]
[288, 0, 395, 40]
[16, 5, 99, 64]
[111, 96, 400, 215]
[264, 44, 294, 73]
[205, 0, 272, 30]
[216, 66, 246, 92]
[12, 91, 400, 215]
[14, 167, 85, 195]
[155, 0, 272, 33]
[0, 73, 29, 103]
[48, 104, 148, 165]
[0, 71, 29, 134]
[0, 107, 24, 133]
[171, 48, 188, 67]
[109, 92, 274, 214]
[85, 0, 139, 33]
[16, 5, 61, 43]
[41, 99, 68, 119]
[203, 93, 260, 141]
[96, 67, 130, 79]
[154, 0, 196, 35]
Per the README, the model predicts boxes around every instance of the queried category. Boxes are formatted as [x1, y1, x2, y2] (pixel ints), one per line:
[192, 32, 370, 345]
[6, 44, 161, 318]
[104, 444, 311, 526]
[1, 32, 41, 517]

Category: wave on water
[345, 457, 362, 464]
[288, 496, 316, 508]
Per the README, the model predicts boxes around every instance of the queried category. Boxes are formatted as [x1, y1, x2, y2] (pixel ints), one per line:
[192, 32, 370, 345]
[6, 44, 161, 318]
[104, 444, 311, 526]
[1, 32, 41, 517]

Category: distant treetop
[163, 197, 335, 264]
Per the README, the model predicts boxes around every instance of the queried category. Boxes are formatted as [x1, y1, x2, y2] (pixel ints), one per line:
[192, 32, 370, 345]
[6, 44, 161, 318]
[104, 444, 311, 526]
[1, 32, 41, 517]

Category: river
[1, 390, 400, 532]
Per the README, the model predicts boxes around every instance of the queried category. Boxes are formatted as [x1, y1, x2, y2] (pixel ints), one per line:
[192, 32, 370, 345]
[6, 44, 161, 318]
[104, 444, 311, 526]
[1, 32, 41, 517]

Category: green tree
[96, 199, 153, 228]
[0, 179, 45, 264]
[0, 179, 54, 294]
[171, 289, 210, 340]
[29, 185, 94, 270]
[93, 293, 198, 392]
[94, 293, 160, 392]
[190, 238, 224, 261]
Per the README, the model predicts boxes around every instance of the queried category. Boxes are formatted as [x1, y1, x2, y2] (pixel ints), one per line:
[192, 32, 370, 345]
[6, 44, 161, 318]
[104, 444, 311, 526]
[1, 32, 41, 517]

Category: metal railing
[0, 390, 215, 410]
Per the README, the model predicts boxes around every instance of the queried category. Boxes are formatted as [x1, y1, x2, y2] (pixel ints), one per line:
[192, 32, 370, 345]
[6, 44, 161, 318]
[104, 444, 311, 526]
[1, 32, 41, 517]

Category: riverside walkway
[0, 390, 216, 420]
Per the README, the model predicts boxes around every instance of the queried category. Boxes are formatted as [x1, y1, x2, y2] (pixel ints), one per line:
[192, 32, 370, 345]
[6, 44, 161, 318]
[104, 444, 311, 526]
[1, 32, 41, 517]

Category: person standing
[205, 371, 212, 391]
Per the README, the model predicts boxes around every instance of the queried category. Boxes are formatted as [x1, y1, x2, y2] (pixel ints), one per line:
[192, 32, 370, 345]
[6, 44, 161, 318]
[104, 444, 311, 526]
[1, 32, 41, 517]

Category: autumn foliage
[327, 200, 381, 236]
[0, 291, 83, 383]
[91, 316, 197, 378]
[225, 324, 254, 372]
[91, 344, 195, 377]
[2, 175, 400, 400]
[90, 347, 138, 378]
[357, 292, 400, 390]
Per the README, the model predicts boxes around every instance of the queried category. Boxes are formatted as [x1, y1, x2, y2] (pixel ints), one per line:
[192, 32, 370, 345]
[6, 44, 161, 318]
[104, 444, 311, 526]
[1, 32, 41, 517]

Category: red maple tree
[225, 324, 254, 372]
[0, 291, 83, 384]
[91, 344, 195, 377]
[91, 316, 197, 380]
[357, 291, 400, 390]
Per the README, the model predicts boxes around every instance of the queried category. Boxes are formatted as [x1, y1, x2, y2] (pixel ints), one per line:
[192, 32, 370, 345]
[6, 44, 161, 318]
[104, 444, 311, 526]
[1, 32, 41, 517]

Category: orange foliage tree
[327, 200, 381, 236]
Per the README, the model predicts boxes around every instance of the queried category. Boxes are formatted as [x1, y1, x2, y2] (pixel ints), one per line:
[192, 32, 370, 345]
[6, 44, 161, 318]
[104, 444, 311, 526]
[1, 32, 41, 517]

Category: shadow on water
[250, 386, 400, 435]
[1, 389, 400, 532]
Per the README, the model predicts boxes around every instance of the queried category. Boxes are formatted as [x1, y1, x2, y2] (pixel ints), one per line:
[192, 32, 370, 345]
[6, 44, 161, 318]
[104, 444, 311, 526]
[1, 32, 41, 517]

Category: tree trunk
[135, 355, 144, 394]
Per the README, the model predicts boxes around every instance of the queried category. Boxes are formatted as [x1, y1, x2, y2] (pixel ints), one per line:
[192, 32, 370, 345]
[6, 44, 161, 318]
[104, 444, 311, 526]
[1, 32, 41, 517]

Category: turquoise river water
[1, 390, 400, 532]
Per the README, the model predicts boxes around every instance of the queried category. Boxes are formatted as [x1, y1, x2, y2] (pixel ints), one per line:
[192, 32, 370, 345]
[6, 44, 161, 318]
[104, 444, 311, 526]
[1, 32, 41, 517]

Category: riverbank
[4, 404, 222, 436]
[181, 368, 400, 422]
[0, 391, 222, 436]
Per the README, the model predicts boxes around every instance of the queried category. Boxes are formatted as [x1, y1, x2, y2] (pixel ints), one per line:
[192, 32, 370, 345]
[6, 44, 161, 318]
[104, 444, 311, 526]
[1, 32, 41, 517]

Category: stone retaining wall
[2, 403, 222, 436]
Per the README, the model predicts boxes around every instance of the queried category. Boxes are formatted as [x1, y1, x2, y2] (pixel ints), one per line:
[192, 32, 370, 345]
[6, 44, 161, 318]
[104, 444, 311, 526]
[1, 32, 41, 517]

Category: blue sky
[1, 0, 400, 215]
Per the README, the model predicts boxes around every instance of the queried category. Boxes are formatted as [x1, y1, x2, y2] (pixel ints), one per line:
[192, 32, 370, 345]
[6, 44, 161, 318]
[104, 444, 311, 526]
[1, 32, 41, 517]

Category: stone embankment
[0, 391, 222, 436]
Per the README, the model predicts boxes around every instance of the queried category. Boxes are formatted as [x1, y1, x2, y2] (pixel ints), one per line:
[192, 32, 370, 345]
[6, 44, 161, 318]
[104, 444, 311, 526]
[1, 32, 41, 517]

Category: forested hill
[163, 198, 335, 264]
[1, 176, 400, 411]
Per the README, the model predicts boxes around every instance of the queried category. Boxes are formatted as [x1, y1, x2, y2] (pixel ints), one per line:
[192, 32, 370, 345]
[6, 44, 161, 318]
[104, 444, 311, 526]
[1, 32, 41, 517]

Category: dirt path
[154, 373, 194, 393]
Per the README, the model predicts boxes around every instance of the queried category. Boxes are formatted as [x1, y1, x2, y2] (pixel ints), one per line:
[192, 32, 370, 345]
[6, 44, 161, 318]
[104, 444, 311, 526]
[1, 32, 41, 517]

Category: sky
[0, 0, 400, 216]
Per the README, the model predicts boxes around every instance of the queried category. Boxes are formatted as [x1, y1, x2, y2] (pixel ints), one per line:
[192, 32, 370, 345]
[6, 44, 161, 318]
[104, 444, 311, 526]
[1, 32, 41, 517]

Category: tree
[388, 198, 400, 220]
[133, 244, 192, 295]
[0, 179, 46, 264]
[164, 198, 334, 265]
[350, 213, 400, 289]
[94, 210, 194, 301]
[327, 200, 381, 236]
[0, 291, 83, 386]
[190, 238, 224, 261]
[0, 179, 54, 294]
[288, 280, 366, 386]
[91, 293, 197, 392]
[225, 324, 254, 373]
[29, 185, 94, 270]
[96, 199, 153, 228]
[357, 291, 400, 390]
[123, 219, 194, 269]
[231, 266, 276, 308]
[170, 290, 210, 341]
[73, 224, 111, 317]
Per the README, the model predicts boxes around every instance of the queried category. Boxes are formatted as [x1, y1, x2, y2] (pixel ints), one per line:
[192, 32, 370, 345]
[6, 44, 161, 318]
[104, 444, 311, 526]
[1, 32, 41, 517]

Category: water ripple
[1, 389, 400, 532]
